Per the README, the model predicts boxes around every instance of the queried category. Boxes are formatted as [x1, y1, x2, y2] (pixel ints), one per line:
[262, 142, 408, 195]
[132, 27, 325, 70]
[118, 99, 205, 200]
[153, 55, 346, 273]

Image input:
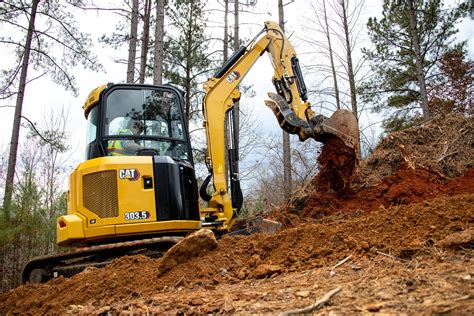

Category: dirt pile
[314, 136, 357, 194]
[270, 166, 474, 227]
[1, 114, 473, 314]
[269, 114, 473, 227]
[1, 192, 472, 314]
[355, 114, 473, 185]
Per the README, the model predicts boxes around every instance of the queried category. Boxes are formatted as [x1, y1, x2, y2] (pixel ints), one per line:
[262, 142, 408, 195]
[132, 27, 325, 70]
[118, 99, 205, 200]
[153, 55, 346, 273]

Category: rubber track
[22, 236, 183, 284]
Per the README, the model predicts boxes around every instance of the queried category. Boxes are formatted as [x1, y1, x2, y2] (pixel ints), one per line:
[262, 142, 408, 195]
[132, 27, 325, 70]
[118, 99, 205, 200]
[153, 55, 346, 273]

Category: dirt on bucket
[313, 136, 357, 194]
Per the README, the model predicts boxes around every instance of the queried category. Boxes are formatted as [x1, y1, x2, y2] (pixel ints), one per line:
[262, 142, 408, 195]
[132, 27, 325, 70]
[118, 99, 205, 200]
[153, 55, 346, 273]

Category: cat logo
[119, 168, 140, 181]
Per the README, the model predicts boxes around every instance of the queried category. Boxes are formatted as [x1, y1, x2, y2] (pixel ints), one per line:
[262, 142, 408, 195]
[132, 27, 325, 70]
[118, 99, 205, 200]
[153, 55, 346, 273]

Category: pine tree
[153, 0, 165, 84]
[164, 0, 212, 120]
[361, 0, 468, 131]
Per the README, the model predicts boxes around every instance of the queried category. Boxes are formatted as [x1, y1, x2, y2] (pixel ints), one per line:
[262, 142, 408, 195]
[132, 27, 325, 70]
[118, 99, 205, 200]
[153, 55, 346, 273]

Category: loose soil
[313, 136, 357, 194]
[1, 114, 473, 315]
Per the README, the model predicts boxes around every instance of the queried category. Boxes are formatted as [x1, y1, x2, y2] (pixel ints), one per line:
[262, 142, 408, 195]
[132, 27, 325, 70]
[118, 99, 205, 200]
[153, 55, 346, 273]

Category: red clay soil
[1, 168, 473, 314]
[313, 136, 357, 194]
[270, 166, 474, 227]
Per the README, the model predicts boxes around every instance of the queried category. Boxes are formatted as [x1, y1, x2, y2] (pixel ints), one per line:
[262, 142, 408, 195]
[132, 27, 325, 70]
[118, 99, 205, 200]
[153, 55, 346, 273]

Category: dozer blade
[312, 109, 360, 153]
[229, 216, 282, 236]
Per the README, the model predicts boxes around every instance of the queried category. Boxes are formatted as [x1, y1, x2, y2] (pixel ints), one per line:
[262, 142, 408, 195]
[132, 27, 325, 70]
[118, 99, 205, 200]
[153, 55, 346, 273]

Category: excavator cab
[85, 83, 192, 161]
[56, 83, 202, 248]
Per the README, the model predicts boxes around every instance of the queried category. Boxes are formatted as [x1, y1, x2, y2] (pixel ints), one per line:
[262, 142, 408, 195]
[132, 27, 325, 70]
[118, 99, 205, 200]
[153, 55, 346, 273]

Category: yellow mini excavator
[22, 21, 359, 283]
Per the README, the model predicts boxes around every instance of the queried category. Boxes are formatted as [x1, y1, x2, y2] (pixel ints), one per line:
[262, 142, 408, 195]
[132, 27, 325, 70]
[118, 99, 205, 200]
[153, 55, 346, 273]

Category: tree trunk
[184, 7, 193, 119]
[323, 0, 340, 109]
[340, 0, 357, 116]
[127, 0, 139, 83]
[406, 0, 430, 119]
[233, 0, 239, 51]
[3, 0, 40, 219]
[139, 0, 152, 83]
[233, 0, 240, 173]
[339, 0, 360, 156]
[153, 0, 165, 85]
[279, 0, 292, 199]
[223, 0, 229, 61]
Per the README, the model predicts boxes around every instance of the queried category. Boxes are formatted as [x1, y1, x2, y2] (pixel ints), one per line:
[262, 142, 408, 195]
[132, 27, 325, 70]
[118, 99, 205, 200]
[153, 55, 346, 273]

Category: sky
[0, 0, 473, 192]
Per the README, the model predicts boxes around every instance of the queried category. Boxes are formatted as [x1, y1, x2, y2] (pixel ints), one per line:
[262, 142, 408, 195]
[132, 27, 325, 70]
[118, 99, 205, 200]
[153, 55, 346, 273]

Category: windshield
[104, 87, 189, 160]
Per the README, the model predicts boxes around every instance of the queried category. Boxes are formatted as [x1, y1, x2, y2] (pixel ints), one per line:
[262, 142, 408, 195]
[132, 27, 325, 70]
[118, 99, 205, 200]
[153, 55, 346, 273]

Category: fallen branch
[330, 255, 352, 276]
[281, 287, 341, 316]
[436, 151, 458, 163]
[173, 276, 185, 287]
[415, 163, 448, 180]
[331, 255, 352, 270]
[376, 251, 407, 262]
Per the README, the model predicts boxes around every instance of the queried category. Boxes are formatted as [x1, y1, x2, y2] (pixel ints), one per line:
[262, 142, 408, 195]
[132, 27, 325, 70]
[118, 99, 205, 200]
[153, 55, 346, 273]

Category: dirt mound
[355, 114, 473, 185]
[268, 114, 473, 227]
[1, 192, 472, 314]
[270, 166, 474, 227]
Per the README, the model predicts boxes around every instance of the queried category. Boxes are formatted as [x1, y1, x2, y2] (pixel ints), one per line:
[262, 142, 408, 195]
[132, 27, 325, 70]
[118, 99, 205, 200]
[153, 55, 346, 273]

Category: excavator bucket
[312, 109, 360, 154]
[264, 92, 359, 153]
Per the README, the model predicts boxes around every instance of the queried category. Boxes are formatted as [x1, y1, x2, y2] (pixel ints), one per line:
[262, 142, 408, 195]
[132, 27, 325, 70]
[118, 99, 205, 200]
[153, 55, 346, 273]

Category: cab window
[104, 89, 185, 140]
[103, 88, 189, 160]
[85, 106, 99, 144]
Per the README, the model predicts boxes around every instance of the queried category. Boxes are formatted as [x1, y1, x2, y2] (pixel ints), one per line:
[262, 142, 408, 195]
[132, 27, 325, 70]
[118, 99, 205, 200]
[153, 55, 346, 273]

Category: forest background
[0, 0, 472, 290]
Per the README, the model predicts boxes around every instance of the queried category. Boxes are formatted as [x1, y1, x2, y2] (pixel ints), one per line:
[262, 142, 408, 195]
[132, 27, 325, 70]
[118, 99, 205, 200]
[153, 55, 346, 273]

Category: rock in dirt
[436, 227, 474, 249]
[158, 229, 217, 274]
[252, 264, 282, 279]
[79, 266, 98, 275]
[295, 290, 311, 298]
[365, 302, 385, 312]
[66, 305, 85, 314]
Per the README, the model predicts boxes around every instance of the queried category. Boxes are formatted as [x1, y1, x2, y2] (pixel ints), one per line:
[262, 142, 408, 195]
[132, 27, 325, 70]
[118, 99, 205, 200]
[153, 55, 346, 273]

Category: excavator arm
[200, 21, 359, 231]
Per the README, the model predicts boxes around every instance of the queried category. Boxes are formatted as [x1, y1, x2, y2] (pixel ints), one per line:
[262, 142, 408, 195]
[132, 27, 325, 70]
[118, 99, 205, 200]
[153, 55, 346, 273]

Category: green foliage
[164, 0, 214, 119]
[99, 20, 130, 49]
[361, 0, 468, 132]
[237, 196, 266, 221]
[0, 113, 71, 290]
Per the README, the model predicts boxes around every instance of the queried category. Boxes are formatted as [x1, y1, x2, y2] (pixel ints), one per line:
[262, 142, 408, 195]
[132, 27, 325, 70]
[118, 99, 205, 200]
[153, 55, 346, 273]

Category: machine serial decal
[124, 211, 150, 221]
[119, 168, 140, 181]
[226, 71, 240, 83]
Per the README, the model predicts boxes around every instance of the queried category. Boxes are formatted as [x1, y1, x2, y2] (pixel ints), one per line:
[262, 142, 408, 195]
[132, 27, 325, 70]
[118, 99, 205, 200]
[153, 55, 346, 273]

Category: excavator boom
[200, 21, 360, 230]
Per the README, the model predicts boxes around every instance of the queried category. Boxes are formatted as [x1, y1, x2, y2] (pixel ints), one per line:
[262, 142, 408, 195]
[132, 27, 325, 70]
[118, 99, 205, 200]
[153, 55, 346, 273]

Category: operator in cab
[108, 119, 150, 156]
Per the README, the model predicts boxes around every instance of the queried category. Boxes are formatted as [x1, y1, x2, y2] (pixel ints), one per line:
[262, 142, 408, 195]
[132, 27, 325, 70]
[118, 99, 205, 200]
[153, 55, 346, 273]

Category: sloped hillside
[1, 115, 473, 315]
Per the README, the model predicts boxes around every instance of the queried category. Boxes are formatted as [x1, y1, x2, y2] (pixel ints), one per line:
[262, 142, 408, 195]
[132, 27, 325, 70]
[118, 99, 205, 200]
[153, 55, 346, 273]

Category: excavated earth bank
[1, 114, 473, 315]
